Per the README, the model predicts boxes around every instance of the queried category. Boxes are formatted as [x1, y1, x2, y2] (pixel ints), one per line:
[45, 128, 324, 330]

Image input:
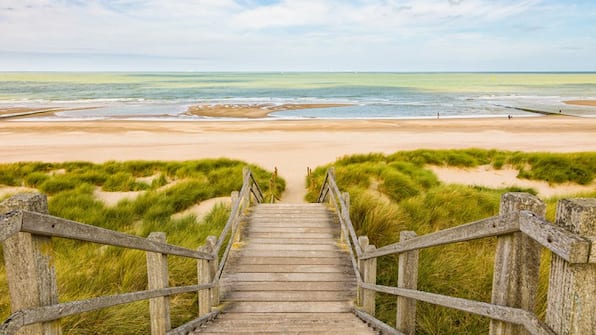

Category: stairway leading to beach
[192, 203, 378, 334]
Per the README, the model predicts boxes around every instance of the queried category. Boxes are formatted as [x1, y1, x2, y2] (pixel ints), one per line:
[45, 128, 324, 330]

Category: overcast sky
[1, 0, 595, 71]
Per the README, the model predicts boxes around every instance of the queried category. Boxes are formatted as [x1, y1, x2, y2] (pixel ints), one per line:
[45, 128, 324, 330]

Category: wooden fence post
[146, 232, 170, 335]
[546, 198, 595, 335]
[490, 192, 545, 335]
[206, 236, 219, 307]
[0, 193, 61, 335]
[357, 236, 368, 306]
[341, 192, 350, 243]
[198, 238, 215, 316]
[231, 191, 242, 243]
[358, 236, 377, 315]
[396, 231, 418, 335]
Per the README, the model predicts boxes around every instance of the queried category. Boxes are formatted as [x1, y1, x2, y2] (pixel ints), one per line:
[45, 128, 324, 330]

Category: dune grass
[306, 149, 595, 334]
[0, 159, 283, 335]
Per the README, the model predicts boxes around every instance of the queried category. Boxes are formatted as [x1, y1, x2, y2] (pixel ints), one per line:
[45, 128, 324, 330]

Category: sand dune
[1, 116, 594, 202]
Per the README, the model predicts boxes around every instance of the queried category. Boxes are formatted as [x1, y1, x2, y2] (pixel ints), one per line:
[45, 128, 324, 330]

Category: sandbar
[1, 116, 595, 202]
[185, 103, 352, 118]
[564, 100, 596, 107]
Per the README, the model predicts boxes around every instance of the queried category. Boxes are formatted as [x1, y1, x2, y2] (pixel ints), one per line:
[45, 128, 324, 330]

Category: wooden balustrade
[0, 167, 265, 335]
[317, 168, 595, 335]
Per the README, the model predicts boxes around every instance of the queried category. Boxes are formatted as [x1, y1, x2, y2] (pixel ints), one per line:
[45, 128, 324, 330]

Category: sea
[1, 72, 595, 120]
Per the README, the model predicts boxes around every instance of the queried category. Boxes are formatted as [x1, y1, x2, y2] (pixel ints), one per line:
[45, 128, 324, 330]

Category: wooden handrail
[0, 211, 214, 260]
[317, 168, 595, 335]
[0, 167, 267, 335]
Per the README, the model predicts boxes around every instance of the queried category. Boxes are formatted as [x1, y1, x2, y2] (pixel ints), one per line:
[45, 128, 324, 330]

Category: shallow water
[1, 72, 594, 120]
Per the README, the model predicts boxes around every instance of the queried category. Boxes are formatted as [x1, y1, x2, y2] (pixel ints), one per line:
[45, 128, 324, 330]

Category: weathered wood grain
[361, 215, 506, 259]
[546, 198, 596, 335]
[396, 231, 418, 335]
[147, 232, 171, 335]
[19, 211, 213, 260]
[362, 283, 556, 335]
[491, 192, 545, 335]
[519, 210, 591, 264]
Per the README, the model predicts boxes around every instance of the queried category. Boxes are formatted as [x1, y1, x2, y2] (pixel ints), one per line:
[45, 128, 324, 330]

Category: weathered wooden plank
[231, 264, 351, 273]
[354, 308, 405, 335]
[226, 272, 353, 282]
[232, 256, 349, 265]
[238, 250, 345, 258]
[248, 232, 335, 239]
[19, 211, 213, 260]
[361, 216, 508, 259]
[362, 283, 556, 335]
[247, 238, 336, 245]
[224, 301, 352, 313]
[226, 290, 353, 301]
[519, 211, 591, 264]
[244, 243, 338, 251]
[1, 284, 213, 331]
[221, 281, 356, 292]
[166, 310, 218, 335]
[215, 312, 357, 320]
[248, 227, 336, 233]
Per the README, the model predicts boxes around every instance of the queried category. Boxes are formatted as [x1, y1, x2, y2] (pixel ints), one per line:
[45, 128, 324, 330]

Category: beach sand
[1, 116, 595, 202]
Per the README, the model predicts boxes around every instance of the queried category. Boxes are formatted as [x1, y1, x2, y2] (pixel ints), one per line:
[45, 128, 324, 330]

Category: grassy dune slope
[0, 159, 284, 335]
[305, 149, 595, 334]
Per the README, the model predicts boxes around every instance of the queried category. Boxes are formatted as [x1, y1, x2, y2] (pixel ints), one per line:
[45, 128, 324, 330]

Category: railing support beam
[358, 236, 377, 316]
[546, 198, 596, 335]
[146, 232, 170, 335]
[396, 231, 418, 335]
[0, 193, 60, 335]
[490, 192, 545, 335]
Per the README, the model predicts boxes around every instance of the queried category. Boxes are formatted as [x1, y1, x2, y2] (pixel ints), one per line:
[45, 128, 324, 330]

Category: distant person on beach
[437, 112, 440, 119]
[508, 114, 512, 119]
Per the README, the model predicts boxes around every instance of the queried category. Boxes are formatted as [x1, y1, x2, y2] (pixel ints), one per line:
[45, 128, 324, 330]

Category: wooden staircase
[192, 203, 378, 334]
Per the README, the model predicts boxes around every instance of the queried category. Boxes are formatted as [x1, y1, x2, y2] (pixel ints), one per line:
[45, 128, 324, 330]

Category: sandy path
[1, 117, 595, 202]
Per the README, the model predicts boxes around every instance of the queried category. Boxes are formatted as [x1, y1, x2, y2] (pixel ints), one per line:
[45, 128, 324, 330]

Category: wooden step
[220, 281, 356, 292]
[223, 301, 353, 313]
[231, 264, 352, 273]
[196, 202, 376, 334]
[225, 290, 354, 302]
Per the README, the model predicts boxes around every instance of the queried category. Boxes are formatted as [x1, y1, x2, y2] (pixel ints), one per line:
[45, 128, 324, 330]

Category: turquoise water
[1, 72, 595, 120]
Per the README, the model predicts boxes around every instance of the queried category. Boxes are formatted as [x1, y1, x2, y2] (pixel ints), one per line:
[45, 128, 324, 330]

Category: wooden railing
[0, 167, 264, 335]
[317, 168, 595, 335]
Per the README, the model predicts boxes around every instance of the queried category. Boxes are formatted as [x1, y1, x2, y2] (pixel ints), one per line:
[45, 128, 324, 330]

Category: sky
[0, 0, 595, 72]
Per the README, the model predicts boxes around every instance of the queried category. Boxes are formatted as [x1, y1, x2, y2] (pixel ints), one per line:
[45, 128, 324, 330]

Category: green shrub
[39, 175, 80, 194]
[24, 172, 50, 187]
[103, 172, 149, 192]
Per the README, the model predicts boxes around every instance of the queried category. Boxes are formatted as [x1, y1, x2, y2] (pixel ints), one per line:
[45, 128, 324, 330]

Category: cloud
[0, 0, 594, 71]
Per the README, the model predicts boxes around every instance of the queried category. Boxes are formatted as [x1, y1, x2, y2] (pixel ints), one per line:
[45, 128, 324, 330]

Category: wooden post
[357, 236, 368, 306]
[546, 198, 595, 335]
[146, 232, 170, 335]
[358, 236, 377, 315]
[490, 192, 545, 335]
[0, 193, 61, 335]
[396, 231, 418, 335]
[341, 192, 350, 243]
[198, 238, 215, 315]
[206, 236, 219, 307]
[231, 191, 242, 243]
